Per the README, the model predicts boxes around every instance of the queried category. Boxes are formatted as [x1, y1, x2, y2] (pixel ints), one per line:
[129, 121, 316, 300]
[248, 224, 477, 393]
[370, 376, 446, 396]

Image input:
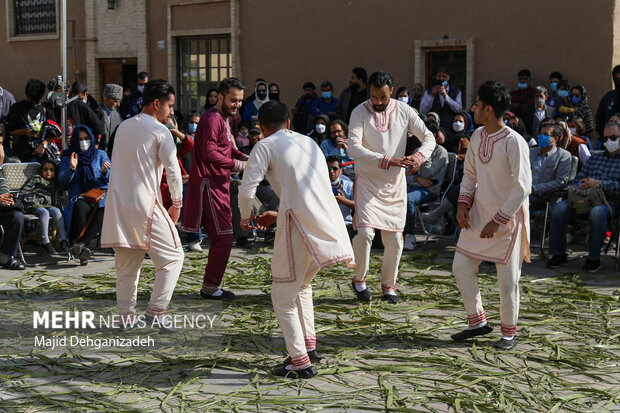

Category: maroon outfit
[182, 107, 248, 290]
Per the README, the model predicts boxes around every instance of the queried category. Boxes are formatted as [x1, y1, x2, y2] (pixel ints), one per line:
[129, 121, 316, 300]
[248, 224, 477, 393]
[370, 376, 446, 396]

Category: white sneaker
[188, 240, 203, 252]
[403, 234, 416, 251]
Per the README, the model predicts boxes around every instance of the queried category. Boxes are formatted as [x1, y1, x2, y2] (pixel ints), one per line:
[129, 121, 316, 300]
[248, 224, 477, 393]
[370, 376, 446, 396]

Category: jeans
[34, 207, 68, 244]
[548, 199, 616, 260]
[405, 186, 436, 235]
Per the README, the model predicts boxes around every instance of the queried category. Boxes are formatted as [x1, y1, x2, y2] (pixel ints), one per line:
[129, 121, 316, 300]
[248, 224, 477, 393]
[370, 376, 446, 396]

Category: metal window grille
[14, 0, 57, 35]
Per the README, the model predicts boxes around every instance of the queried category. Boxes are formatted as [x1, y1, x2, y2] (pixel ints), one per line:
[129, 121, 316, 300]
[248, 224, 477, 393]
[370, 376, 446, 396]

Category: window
[177, 36, 231, 116]
[424, 47, 467, 103]
[14, 0, 57, 35]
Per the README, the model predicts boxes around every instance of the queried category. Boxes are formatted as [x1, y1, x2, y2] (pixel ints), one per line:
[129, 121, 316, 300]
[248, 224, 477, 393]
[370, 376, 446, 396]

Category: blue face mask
[442, 80, 448, 87]
[550, 82, 558, 92]
[188, 123, 197, 134]
[557, 90, 570, 98]
[518, 82, 529, 90]
[537, 134, 552, 149]
[571, 95, 581, 105]
[322, 91, 332, 99]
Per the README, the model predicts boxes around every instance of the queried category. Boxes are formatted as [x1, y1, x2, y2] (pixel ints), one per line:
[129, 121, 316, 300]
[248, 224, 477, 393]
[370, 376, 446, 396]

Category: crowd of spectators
[0, 63, 619, 272]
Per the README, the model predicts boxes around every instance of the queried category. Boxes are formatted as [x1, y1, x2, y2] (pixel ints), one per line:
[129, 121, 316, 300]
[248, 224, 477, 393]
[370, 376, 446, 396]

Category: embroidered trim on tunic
[478, 127, 510, 164]
[381, 283, 395, 292]
[493, 210, 512, 226]
[455, 208, 523, 265]
[363, 99, 397, 133]
[204, 179, 233, 235]
[181, 179, 207, 233]
[500, 323, 517, 336]
[412, 151, 426, 168]
[379, 155, 391, 170]
[458, 193, 473, 207]
[291, 354, 311, 369]
[171, 198, 183, 208]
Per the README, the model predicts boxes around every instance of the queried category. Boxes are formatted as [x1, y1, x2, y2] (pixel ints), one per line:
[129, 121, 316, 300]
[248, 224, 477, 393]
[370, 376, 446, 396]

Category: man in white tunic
[239, 101, 354, 379]
[452, 80, 531, 350]
[101, 80, 184, 332]
[348, 71, 435, 304]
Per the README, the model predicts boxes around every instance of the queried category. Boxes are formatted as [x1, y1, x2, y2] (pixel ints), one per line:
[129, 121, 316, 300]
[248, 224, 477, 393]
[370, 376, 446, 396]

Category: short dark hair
[188, 112, 201, 120]
[258, 101, 289, 129]
[137, 71, 149, 81]
[352, 67, 367, 84]
[218, 77, 245, 96]
[70, 82, 87, 97]
[142, 79, 175, 106]
[368, 71, 393, 89]
[25, 78, 46, 102]
[320, 81, 333, 89]
[330, 119, 348, 136]
[540, 122, 563, 139]
[477, 80, 511, 119]
[303, 82, 315, 90]
[613, 65, 620, 77]
[436, 66, 449, 75]
[549, 71, 563, 80]
[518, 69, 531, 78]
[326, 155, 342, 167]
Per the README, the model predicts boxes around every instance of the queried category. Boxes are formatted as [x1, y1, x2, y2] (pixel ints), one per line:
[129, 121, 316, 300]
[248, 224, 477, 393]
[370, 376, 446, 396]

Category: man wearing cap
[98, 84, 123, 152]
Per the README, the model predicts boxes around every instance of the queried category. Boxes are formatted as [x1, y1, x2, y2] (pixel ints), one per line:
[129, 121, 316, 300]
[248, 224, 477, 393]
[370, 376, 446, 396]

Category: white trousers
[452, 228, 523, 337]
[115, 207, 184, 318]
[271, 224, 318, 370]
[352, 227, 403, 292]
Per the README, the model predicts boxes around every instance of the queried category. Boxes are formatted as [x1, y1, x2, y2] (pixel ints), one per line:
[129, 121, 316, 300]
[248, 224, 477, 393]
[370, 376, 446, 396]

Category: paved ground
[0, 235, 618, 412]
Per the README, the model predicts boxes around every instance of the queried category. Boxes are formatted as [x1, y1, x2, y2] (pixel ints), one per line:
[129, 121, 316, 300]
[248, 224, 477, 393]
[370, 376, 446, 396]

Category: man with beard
[451, 80, 531, 350]
[183, 78, 248, 300]
[410, 83, 424, 111]
[291, 82, 316, 133]
[348, 71, 436, 304]
[337, 67, 369, 124]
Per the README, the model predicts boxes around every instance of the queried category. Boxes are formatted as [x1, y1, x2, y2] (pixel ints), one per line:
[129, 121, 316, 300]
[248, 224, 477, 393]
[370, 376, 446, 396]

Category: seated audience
[0, 169, 25, 270]
[326, 155, 355, 238]
[546, 121, 620, 272]
[308, 114, 330, 146]
[320, 119, 355, 180]
[556, 120, 590, 169]
[59, 125, 110, 266]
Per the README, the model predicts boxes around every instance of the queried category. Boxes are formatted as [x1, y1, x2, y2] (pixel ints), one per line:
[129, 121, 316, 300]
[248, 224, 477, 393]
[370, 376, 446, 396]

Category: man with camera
[546, 121, 620, 272]
[420, 67, 462, 129]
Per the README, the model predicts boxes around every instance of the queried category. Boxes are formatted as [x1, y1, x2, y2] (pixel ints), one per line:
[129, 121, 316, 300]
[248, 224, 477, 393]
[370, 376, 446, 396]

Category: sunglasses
[327, 167, 340, 172]
[601, 134, 619, 142]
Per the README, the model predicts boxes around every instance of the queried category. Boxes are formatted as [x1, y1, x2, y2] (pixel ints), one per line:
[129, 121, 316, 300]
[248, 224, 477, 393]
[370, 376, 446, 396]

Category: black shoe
[451, 324, 494, 341]
[79, 248, 91, 266]
[117, 316, 137, 332]
[70, 242, 84, 258]
[493, 336, 519, 349]
[235, 237, 252, 248]
[381, 293, 402, 304]
[200, 289, 235, 300]
[144, 314, 180, 333]
[582, 258, 601, 273]
[2, 257, 24, 270]
[271, 364, 317, 379]
[59, 240, 70, 253]
[351, 280, 372, 302]
[42, 242, 57, 255]
[546, 253, 568, 269]
[264, 229, 276, 245]
[284, 349, 323, 365]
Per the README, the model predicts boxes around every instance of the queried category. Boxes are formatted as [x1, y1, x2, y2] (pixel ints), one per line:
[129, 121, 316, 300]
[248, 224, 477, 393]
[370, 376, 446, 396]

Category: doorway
[98, 58, 138, 98]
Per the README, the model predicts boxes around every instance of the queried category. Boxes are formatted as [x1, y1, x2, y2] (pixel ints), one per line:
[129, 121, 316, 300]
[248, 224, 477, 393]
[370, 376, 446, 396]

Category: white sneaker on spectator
[188, 240, 203, 252]
[403, 234, 416, 251]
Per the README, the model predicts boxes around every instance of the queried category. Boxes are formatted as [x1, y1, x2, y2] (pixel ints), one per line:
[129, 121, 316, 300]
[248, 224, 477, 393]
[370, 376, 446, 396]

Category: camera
[46, 91, 67, 108]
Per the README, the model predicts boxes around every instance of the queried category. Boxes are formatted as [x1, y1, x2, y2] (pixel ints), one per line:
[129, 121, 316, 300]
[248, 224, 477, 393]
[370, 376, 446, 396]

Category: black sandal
[4, 258, 25, 270]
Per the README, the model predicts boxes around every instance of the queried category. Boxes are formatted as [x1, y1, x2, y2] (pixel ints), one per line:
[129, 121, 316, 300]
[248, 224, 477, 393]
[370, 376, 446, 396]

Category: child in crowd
[236, 121, 251, 151]
[20, 160, 69, 254]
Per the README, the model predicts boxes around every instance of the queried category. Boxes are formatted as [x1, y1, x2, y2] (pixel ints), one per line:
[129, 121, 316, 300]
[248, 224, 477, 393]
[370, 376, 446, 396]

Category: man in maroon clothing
[183, 78, 248, 299]
[510, 69, 535, 130]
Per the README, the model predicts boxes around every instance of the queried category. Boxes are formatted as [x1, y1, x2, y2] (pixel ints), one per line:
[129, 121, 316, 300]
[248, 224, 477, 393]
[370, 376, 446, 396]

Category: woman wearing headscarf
[197, 88, 218, 116]
[445, 111, 473, 157]
[242, 80, 269, 123]
[396, 86, 413, 106]
[558, 85, 594, 134]
[307, 113, 330, 146]
[58, 125, 111, 265]
[269, 83, 280, 101]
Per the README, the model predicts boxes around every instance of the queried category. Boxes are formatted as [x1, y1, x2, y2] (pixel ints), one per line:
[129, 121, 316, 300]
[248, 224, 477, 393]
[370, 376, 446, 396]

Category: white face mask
[569, 127, 577, 135]
[137, 85, 144, 93]
[452, 121, 465, 132]
[398, 96, 408, 103]
[315, 123, 326, 134]
[79, 139, 91, 152]
[82, 97, 88, 104]
[604, 138, 620, 153]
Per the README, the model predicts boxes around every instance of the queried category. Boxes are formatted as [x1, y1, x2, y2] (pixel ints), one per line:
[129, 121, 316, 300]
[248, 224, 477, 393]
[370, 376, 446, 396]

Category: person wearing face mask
[292, 82, 316, 133]
[396, 86, 412, 106]
[558, 85, 594, 135]
[526, 86, 555, 136]
[510, 69, 535, 125]
[420, 67, 463, 129]
[528, 123, 572, 209]
[268, 83, 280, 101]
[336, 67, 369, 124]
[97, 84, 123, 152]
[596, 65, 620, 137]
[310, 81, 338, 126]
[546, 72, 563, 109]
[58, 125, 111, 266]
[308, 114, 330, 146]
[65, 82, 105, 148]
[447, 112, 473, 161]
[546, 121, 620, 273]
[242, 80, 270, 123]
[125, 72, 149, 118]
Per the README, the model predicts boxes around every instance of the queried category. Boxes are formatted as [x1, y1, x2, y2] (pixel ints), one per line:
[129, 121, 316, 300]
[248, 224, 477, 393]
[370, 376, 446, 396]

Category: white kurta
[456, 126, 532, 264]
[238, 129, 354, 275]
[348, 99, 436, 231]
[101, 113, 184, 250]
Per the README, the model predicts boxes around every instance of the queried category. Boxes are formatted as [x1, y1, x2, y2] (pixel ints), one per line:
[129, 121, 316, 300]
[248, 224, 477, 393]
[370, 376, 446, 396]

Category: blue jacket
[58, 148, 110, 234]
